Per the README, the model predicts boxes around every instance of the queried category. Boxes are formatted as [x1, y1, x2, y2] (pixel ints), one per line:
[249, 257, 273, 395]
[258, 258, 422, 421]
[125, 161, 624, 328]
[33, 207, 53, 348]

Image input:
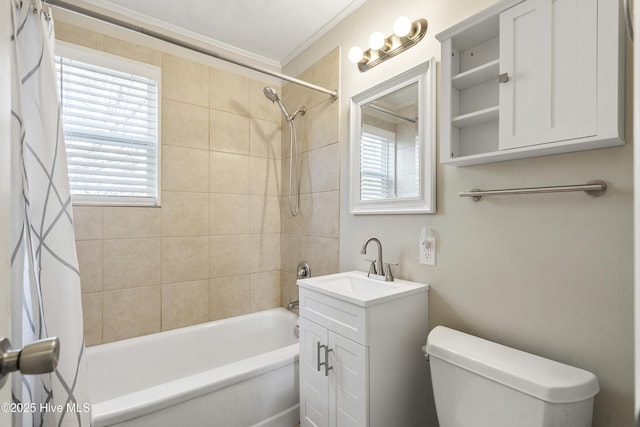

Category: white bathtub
[87, 308, 300, 427]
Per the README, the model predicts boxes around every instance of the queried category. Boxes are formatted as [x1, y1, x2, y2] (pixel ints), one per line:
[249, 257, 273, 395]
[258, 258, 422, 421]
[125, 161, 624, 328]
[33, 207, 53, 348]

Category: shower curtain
[9, 1, 90, 426]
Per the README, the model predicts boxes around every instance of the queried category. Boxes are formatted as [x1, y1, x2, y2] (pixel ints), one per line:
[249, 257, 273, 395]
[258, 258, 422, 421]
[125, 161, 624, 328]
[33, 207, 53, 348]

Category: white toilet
[426, 326, 599, 427]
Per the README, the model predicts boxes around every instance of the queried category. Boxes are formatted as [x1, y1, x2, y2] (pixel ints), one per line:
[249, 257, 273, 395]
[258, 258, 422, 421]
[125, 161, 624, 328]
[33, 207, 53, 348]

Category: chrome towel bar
[459, 180, 607, 202]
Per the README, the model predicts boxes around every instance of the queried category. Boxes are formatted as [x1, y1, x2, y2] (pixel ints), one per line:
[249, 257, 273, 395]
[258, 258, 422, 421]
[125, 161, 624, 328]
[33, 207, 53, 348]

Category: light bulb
[368, 31, 386, 50]
[393, 16, 413, 37]
[348, 46, 364, 63]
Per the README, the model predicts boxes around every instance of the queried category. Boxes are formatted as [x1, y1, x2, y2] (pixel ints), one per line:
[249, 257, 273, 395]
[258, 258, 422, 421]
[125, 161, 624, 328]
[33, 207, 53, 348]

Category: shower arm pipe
[46, 0, 339, 98]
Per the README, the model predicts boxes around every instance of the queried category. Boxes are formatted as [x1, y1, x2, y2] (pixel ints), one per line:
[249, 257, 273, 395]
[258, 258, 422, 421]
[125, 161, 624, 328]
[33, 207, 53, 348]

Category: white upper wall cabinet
[437, 0, 625, 166]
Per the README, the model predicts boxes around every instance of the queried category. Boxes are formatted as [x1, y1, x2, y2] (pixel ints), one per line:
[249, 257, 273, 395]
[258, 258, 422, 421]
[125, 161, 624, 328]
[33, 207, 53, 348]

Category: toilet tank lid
[426, 326, 599, 404]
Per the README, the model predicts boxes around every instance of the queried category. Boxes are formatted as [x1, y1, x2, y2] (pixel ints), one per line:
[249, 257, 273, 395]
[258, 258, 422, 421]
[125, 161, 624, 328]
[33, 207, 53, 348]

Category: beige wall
[57, 23, 284, 345]
[284, 0, 634, 425]
[280, 49, 341, 305]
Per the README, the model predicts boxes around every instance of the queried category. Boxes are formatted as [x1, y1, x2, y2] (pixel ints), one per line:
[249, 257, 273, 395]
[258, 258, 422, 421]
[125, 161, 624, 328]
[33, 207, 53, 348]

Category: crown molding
[281, 0, 367, 66]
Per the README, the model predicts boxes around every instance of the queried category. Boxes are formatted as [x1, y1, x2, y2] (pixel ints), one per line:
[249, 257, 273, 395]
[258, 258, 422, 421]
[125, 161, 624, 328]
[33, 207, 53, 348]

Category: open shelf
[452, 59, 500, 90]
[452, 106, 499, 128]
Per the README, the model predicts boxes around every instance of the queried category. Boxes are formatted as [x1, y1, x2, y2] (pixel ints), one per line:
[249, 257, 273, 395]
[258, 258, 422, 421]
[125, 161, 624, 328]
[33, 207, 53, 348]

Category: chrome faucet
[361, 237, 384, 276]
[287, 300, 299, 311]
[360, 237, 395, 281]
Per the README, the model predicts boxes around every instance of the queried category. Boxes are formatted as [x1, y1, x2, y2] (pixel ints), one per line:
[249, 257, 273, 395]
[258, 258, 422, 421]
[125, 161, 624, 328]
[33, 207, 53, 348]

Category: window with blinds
[55, 43, 160, 206]
[360, 125, 396, 200]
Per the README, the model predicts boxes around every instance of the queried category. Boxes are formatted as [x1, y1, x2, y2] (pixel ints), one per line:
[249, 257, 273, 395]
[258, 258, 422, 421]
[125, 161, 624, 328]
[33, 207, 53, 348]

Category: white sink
[297, 270, 428, 307]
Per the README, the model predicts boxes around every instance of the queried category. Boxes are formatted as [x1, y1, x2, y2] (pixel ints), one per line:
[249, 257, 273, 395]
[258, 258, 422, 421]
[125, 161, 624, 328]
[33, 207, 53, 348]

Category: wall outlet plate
[420, 236, 436, 266]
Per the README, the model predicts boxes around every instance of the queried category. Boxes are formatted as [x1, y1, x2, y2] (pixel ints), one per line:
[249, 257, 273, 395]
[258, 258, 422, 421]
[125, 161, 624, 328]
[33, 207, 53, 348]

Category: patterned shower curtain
[9, 1, 91, 426]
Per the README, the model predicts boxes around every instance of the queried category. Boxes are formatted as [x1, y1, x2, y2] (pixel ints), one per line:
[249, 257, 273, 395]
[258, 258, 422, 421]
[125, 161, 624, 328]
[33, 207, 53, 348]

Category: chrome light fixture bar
[349, 17, 428, 72]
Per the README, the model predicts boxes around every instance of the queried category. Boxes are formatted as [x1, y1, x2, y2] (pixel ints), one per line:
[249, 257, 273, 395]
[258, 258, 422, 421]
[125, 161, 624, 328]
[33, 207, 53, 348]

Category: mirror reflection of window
[360, 81, 419, 201]
[360, 125, 396, 200]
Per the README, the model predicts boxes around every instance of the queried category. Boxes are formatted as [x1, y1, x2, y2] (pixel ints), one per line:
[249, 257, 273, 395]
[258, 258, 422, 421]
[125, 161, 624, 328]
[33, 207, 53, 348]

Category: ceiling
[86, 0, 367, 67]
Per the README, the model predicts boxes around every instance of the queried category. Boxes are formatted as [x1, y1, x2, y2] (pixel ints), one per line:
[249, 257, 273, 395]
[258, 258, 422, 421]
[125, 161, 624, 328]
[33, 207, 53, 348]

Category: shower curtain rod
[47, 0, 339, 98]
[364, 104, 417, 124]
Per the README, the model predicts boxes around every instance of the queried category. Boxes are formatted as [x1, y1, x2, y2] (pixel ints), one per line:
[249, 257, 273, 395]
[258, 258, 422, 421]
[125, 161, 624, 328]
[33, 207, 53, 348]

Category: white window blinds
[360, 125, 396, 200]
[55, 44, 160, 206]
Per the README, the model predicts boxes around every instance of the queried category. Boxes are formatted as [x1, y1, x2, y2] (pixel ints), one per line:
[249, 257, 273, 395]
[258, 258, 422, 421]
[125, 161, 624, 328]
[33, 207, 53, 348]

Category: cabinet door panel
[300, 318, 329, 427]
[550, 0, 597, 138]
[329, 333, 369, 427]
[500, 0, 547, 146]
[499, 0, 597, 149]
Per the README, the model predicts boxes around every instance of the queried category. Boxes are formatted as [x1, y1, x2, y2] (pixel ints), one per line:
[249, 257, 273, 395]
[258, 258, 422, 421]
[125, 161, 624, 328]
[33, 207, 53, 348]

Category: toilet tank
[426, 326, 599, 427]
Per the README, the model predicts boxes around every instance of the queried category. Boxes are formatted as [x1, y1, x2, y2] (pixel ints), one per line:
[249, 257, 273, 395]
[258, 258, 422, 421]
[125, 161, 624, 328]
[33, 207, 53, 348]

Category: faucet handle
[383, 262, 398, 282]
[364, 259, 378, 276]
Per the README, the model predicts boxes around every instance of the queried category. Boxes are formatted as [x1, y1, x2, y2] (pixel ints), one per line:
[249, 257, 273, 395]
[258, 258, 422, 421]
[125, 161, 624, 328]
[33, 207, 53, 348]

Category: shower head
[263, 86, 280, 102]
[263, 86, 293, 122]
[264, 87, 306, 217]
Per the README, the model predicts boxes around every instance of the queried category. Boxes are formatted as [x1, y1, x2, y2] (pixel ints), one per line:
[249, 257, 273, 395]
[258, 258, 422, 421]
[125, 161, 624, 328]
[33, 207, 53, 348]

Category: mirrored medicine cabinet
[349, 58, 436, 214]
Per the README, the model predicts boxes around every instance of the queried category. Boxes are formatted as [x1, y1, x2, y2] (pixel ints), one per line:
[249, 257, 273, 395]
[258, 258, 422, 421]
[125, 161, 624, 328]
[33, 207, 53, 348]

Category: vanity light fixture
[348, 17, 428, 72]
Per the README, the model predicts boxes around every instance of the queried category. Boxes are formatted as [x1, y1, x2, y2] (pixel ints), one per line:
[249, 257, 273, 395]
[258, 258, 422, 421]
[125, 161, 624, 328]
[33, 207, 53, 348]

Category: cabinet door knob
[498, 72, 509, 83]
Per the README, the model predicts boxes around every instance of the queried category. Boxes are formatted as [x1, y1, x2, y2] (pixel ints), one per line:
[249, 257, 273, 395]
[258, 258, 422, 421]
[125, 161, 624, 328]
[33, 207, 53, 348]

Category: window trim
[56, 41, 162, 207]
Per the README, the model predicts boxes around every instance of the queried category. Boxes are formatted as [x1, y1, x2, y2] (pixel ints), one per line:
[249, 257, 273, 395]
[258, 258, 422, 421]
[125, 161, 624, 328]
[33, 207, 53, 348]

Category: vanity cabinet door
[300, 317, 370, 427]
[328, 332, 369, 427]
[300, 318, 330, 427]
[499, 0, 597, 149]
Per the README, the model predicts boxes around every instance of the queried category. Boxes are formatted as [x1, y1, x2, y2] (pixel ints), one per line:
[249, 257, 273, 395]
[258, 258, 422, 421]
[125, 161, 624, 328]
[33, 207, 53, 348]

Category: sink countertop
[297, 270, 428, 307]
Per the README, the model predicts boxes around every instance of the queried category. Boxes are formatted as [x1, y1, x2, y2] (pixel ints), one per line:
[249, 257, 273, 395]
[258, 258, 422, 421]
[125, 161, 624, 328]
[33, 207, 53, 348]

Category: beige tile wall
[58, 23, 285, 345]
[280, 49, 341, 304]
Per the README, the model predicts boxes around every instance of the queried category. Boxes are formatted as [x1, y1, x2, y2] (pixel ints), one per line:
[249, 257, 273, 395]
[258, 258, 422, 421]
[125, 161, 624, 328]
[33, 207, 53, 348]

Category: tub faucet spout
[287, 300, 299, 311]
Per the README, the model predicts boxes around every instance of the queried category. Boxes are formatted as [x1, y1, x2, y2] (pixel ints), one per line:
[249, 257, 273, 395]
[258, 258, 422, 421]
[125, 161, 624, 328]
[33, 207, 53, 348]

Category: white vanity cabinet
[299, 316, 368, 427]
[437, 0, 624, 166]
[297, 272, 429, 427]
